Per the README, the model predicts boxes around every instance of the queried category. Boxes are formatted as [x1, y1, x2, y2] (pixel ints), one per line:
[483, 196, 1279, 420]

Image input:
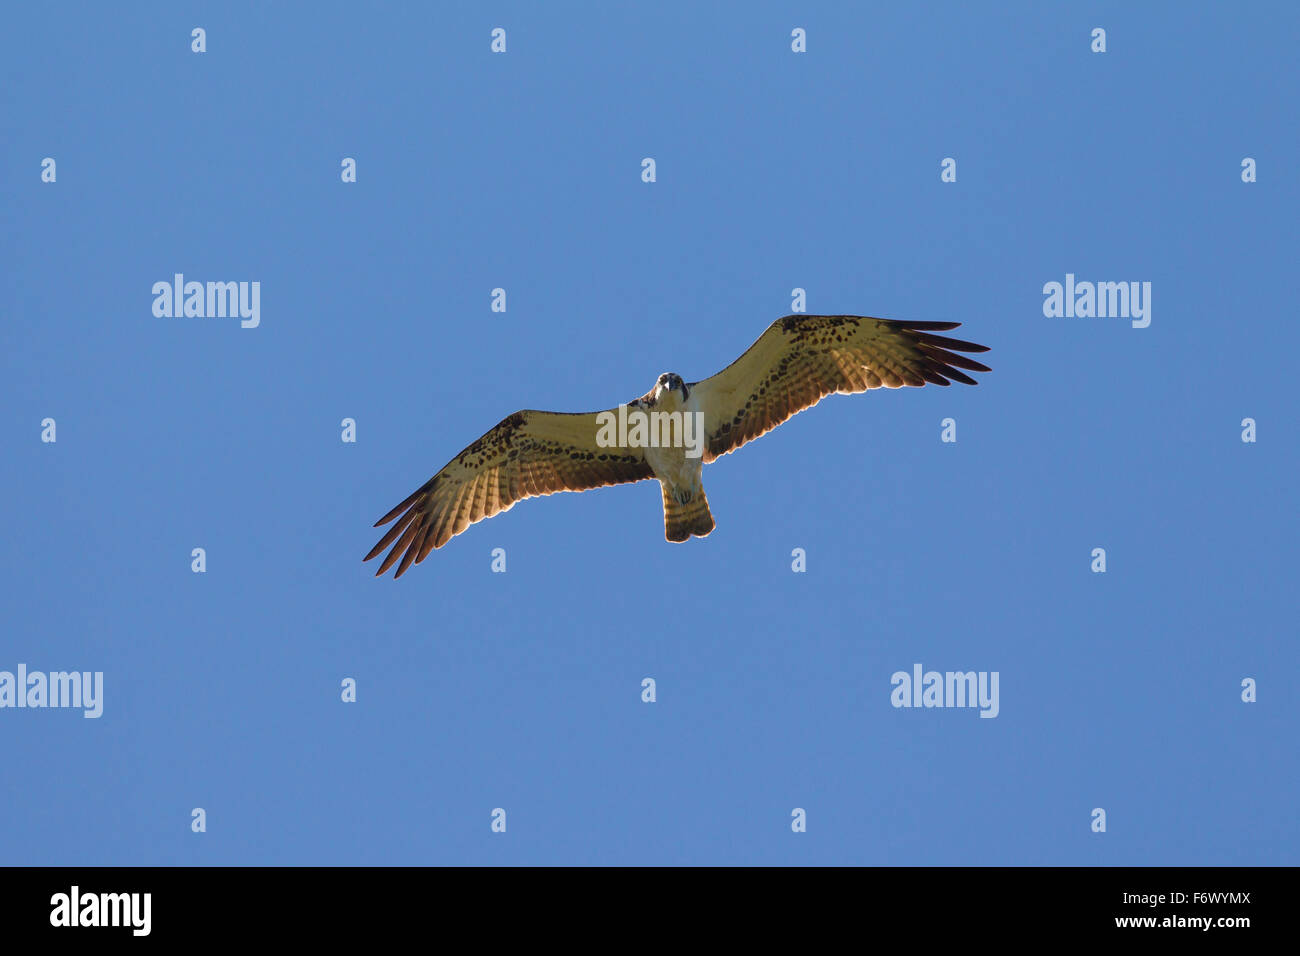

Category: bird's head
[655, 372, 688, 403]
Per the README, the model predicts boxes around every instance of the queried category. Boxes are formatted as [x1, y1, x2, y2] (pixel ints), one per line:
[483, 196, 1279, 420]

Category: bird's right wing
[366, 408, 654, 577]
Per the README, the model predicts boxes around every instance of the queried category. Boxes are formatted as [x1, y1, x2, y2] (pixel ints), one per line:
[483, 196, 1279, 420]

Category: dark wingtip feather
[374, 477, 437, 527]
[394, 546, 418, 578]
[941, 367, 978, 386]
[375, 523, 420, 576]
[912, 331, 991, 354]
[415, 527, 439, 563]
[896, 323, 993, 388]
[919, 345, 993, 373]
[891, 319, 962, 331]
[365, 509, 419, 562]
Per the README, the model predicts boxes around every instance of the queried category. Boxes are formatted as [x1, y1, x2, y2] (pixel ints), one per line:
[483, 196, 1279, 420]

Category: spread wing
[365, 409, 654, 576]
[691, 315, 991, 463]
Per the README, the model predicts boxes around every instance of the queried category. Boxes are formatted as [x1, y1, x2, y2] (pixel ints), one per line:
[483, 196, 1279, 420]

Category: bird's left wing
[366, 408, 654, 577]
[690, 315, 991, 463]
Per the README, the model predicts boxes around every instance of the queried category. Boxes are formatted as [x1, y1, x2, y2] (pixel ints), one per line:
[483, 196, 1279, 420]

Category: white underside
[643, 388, 705, 493]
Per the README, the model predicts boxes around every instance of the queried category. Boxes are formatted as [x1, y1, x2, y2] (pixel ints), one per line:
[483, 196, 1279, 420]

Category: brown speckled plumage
[692, 315, 990, 462]
[365, 409, 653, 577]
[365, 314, 989, 576]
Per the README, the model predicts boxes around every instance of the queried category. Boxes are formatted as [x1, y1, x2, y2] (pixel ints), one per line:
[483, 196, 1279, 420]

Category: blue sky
[2, 2, 1296, 865]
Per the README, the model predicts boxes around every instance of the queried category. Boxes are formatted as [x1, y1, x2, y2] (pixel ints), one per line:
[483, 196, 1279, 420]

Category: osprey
[366, 315, 990, 577]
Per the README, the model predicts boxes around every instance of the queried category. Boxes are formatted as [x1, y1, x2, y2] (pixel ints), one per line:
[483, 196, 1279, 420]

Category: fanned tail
[661, 482, 715, 543]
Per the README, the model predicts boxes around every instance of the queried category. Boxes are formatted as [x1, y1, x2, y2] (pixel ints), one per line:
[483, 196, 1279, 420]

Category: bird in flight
[365, 314, 990, 577]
